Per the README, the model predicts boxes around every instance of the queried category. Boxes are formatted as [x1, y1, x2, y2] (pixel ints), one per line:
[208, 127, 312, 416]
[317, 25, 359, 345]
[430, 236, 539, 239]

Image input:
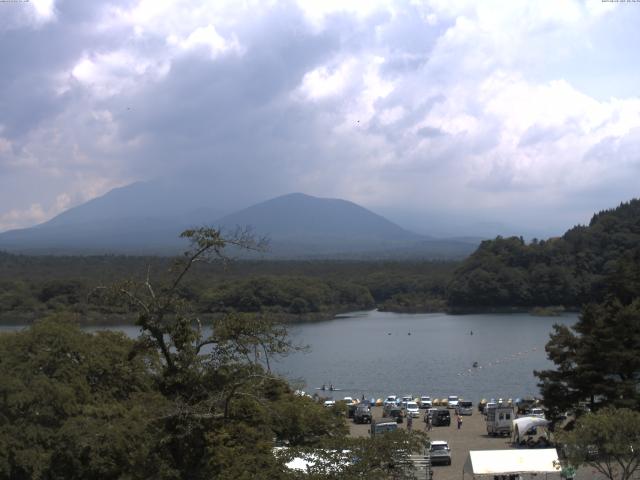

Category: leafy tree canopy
[1, 227, 430, 479]
[556, 407, 640, 480]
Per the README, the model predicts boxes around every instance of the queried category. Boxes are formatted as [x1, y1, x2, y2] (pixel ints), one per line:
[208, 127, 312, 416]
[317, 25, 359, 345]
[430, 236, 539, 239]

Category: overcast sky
[1, 0, 639, 236]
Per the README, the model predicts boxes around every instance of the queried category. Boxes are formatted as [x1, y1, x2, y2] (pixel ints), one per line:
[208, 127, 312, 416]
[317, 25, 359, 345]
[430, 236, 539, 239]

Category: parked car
[429, 440, 452, 465]
[530, 408, 545, 418]
[383, 402, 395, 417]
[384, 395, 398, 406]
[425, 407, 439, 423]
[354, 403, 372, 424]
[515, 397, 537, 415]
[401, 395, 413, 405]
[324, 400, 336, 408]
[484, 401, 497, 415]
[370, 420, 398, 437]
[447, 395, 459, 410]
[419, 396, 432, 409]
[405, 401, 420, 418]
[382, 404, 404, 423]
[458, 400, 473, 416]
[431, 409, 451, 426]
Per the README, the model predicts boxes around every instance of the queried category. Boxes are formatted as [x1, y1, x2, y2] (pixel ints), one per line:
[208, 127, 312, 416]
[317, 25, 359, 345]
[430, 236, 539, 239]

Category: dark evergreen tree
[536, 247, 640, 418]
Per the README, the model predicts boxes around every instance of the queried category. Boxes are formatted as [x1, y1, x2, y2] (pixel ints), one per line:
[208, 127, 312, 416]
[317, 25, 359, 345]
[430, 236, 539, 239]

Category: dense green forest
[448, 199, 640, 311]
[0, 253, 455, 324]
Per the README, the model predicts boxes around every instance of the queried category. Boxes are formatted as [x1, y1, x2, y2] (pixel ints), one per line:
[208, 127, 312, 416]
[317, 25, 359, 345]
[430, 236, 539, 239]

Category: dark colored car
[431, 409, 451, 426]
[354, 403, 372, 424]
[347, 402, 358, 419]
[382, 401, 406, 423]
[383, 405, 404, 423]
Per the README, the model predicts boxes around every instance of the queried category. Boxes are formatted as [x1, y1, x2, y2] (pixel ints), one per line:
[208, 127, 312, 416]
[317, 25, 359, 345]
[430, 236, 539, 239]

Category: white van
[485, 405, 514, 436]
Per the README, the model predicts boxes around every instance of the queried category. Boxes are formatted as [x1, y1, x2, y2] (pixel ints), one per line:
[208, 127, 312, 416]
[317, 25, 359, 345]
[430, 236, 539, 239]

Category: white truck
[485, 405, 514, 436]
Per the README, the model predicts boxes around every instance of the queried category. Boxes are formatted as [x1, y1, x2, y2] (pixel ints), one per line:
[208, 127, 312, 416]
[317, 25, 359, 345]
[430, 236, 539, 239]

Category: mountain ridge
[0, 185, 478, 258]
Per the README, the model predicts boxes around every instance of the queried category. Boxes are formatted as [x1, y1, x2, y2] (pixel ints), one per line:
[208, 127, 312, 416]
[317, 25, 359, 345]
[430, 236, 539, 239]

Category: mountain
[0, 187, 478, 258]
[0, 181, 232, 254]
[218, 193, 417, 239]
[41, 181, 228, 228]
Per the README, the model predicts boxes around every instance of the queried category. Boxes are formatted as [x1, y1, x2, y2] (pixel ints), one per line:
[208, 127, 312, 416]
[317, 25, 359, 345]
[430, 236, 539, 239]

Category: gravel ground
[347, 406, 609, 480]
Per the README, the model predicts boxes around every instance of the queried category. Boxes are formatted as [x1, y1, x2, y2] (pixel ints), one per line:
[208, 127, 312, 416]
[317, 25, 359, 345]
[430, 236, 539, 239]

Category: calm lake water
[275, 310, 578, 403]
[0, 310, 578, 404]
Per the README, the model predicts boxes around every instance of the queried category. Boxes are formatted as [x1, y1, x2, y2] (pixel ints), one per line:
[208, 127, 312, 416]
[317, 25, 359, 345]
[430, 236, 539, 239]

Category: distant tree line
[0, 253, 456, 324]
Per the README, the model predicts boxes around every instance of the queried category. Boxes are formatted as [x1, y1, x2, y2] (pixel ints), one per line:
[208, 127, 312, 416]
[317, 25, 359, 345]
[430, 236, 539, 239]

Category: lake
[0, 310, 578, 404]
[275, 310, 578, 403]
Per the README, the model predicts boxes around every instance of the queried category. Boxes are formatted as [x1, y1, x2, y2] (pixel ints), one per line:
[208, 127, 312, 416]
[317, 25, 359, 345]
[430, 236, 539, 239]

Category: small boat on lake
[473, 361, 478, 368]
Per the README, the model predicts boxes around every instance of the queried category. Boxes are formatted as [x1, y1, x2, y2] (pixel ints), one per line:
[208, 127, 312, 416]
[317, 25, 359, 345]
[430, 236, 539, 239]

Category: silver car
[405, 401, 420, 418]
[429, 440, 451, 465]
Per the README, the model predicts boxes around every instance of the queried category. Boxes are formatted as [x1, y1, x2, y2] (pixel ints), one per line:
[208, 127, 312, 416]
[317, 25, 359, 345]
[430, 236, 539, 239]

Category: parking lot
[348, 405, 608, 480]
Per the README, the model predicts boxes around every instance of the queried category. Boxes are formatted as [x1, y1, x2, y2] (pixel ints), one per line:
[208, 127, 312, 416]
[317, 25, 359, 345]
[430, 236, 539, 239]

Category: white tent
[463, 449, 561, 478]
[512, 416, 551, 444]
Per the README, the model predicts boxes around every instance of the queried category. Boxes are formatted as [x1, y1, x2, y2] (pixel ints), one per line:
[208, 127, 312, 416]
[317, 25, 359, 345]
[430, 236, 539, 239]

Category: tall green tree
[536, 297, 640, 418]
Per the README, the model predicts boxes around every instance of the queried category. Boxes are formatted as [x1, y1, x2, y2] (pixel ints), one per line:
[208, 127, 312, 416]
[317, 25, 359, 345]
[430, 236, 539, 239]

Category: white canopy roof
[512, 416, 551, 443]
[463, 449, 561, 476]
[513, 416, 550, 433]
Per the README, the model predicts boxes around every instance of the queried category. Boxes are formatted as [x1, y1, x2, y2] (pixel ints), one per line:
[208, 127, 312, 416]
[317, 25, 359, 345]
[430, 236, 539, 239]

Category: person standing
[407, 413, 413, 431]
[456, 413, 463, 430]
[425, 413, 432, 431]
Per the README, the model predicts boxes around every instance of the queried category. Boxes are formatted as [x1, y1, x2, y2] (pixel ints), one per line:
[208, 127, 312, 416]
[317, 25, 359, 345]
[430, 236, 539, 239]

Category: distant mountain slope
[447, 198, 640, 310]
[213, 193, 445, 257]
[217, 192, 421, 241]
[0, 181, 230, 254]
[42, 181, 227, 228]
[0, 186, 477, 259]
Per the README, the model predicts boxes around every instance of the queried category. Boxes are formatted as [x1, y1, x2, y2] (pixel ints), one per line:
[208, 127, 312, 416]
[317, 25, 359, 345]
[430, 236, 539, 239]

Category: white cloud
[299, 58, 357, 100]
[170, 24, 244, 58]
[294, 0, 394, 30]
[0, 0, 639, 235]
[0, 203, 47, 232]
[0, 0, 56, 31]
[70, 50, 170, 98]
[31, 0, 56, 22]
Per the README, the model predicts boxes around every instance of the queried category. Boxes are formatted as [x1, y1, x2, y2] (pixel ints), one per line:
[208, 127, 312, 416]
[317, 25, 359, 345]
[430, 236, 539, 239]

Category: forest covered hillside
[447, 199, 640, 311]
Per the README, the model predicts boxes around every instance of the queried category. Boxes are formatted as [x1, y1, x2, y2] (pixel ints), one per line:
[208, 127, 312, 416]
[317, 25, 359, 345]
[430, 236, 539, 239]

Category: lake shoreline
[0, 303, 580, 327]
[447, 305, 580, 316]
